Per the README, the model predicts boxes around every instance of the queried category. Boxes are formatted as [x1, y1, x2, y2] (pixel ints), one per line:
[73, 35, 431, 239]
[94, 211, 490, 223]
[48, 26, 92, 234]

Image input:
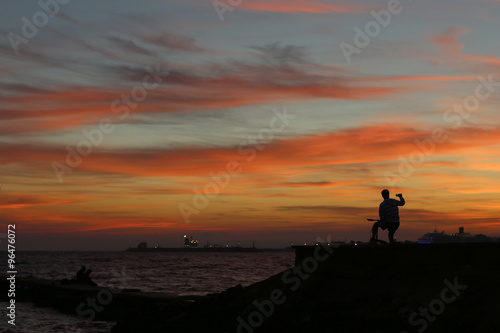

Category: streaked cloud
[2, 0, 500, 249]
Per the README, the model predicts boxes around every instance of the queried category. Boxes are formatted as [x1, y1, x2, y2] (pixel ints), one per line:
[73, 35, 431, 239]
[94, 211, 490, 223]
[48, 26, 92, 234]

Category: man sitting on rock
[76, 266, 86, 282]
[84, 268, 98, 287]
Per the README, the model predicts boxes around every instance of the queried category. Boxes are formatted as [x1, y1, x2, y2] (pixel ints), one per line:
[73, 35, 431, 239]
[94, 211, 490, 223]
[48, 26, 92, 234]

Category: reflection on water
[0, 251, 295, 332]
[10, 251, 295, 294]
[0, 302, 115, 333]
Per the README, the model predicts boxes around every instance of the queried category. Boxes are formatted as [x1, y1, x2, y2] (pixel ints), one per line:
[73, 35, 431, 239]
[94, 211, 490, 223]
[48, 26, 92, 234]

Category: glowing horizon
[1, 0, 500, 250]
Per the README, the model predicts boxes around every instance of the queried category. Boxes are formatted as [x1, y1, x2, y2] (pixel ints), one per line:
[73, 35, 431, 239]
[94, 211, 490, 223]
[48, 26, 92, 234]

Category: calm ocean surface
[0, 251, 295, 333]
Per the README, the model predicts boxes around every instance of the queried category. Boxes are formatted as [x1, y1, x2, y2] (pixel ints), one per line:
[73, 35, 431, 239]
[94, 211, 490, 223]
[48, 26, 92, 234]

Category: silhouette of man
[76, 266, 86, 282]
[84, 268, 98, 287]
[371, 189, 405, 244]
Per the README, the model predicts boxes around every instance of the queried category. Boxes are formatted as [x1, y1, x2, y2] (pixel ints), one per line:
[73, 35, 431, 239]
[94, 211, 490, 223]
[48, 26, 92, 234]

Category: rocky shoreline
[3, 242, 499, 332]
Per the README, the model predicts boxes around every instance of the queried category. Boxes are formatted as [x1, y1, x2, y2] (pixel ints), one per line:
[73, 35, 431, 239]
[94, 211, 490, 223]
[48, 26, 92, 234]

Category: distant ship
[125, 235, 291, 252]
[417, 227, 497, 244]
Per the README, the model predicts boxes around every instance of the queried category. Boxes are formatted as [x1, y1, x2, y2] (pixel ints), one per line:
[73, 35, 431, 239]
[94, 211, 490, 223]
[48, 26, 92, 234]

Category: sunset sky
[1, 0, 500, 250]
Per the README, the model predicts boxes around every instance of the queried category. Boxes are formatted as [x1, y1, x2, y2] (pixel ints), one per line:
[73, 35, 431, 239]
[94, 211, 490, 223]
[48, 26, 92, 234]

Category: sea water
[0, 251, 295, 332]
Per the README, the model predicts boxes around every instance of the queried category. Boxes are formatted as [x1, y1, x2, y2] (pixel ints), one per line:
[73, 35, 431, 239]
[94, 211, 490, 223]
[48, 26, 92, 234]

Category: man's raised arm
[396, 193, 405, 206]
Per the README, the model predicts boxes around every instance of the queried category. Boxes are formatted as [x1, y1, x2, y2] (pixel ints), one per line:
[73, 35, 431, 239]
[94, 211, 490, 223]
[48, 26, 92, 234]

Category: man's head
[381, 189, 389, 199]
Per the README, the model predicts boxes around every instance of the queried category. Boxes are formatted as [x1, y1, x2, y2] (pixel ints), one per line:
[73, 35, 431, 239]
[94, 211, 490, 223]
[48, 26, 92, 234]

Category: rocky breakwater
[0, 277, 196, 328]
[112, 242, 500, 333]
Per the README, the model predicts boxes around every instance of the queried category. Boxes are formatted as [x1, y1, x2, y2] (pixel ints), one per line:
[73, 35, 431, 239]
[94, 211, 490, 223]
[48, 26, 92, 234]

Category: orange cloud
[4, 122, 500, 238]
[429, 26, 500, 69]
[1, 76, 398, 135]
[4, 123, 500, 180]
[430, 26, 468, 55]
[237, 0, 371, 14]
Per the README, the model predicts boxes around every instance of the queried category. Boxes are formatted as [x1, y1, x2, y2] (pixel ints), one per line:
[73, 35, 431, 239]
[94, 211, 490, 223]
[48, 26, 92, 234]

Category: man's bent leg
[371, 222, 379, 241]
[388, 229, 395, 243]
[388, 223, 400, 244]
